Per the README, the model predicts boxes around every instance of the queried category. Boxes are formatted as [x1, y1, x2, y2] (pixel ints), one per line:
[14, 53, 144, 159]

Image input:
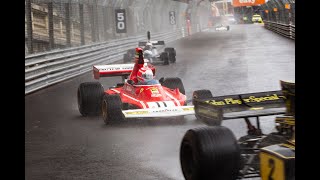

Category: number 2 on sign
[268, 158, 275, 180]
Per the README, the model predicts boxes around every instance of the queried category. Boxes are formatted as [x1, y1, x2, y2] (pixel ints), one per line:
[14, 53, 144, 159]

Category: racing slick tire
[192, 90, 213, 105]
[77, 82, 104, 116]
[161, 77, 185, 95]
[180, 126, 241, 180]
[192, 90, 221, 126]
[102, 94, 125, 125]
[160, 52, 169, 65]
[165, 47, 176, 63]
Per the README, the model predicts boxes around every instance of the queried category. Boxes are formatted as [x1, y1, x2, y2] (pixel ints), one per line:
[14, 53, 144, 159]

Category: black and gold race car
[180, 80, 295, 180]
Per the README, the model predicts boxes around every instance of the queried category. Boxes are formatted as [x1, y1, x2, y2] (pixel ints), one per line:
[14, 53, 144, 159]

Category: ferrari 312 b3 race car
[123, 31, 176, 65]
[180, 80, 295, 180]
[77, 56, 193, 124]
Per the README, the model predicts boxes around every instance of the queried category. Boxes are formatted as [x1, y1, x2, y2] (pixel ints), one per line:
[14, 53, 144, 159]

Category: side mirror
[127, 79, 134, 85]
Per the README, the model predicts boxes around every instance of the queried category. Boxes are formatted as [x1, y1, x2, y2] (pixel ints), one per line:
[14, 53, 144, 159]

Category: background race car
[179, 80, 295, 180]
[123, 31, 176, 65]
[77, 60, 194, 125]
[252, 14, 263, 23]
[214, 24, 230, 31]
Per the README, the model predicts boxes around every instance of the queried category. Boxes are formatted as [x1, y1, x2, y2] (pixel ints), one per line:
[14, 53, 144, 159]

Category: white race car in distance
[215, 24, 230, 31]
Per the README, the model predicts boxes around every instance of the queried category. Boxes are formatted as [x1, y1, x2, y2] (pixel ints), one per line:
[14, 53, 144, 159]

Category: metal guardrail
[264, 21, 295, 40]
[25, 29, 185, 94]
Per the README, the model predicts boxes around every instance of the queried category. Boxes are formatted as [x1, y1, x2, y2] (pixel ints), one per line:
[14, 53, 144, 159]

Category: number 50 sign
[115, 9, 126, 33]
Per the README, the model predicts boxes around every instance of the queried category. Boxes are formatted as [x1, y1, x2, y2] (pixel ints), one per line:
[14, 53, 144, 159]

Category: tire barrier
[264, 21, 295, 40]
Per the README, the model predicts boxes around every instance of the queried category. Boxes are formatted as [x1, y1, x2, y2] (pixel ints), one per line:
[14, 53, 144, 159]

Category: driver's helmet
[144, 42, 152, 50]
[137, 67, 154, 82]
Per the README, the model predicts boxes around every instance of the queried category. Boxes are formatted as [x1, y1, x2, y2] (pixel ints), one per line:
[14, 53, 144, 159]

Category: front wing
[122, 106, 194, 118]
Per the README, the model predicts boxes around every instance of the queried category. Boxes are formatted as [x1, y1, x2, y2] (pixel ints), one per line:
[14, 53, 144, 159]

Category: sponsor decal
[239, 0, 255, 3]
[151, 108, 179, 113]
[232, 0, 265, 7]
[100, 66, 132, 71]
[151, 94, 162, 97]
[125, 111, 148, 115]
[182, 107, 194, 111]
[147, 87, 159, 94]
[205, 94, 285, 106]
[101, 67, 121, 71]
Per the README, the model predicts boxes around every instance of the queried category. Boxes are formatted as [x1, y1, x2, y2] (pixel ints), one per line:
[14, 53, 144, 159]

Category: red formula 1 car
[77, 59, 194, 124]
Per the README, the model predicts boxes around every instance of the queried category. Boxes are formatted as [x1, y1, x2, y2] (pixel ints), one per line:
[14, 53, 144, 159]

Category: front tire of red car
[102, 94, 125, 125]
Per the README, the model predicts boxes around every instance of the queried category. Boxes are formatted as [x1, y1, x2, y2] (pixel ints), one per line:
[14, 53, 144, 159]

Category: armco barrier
[25, 29, 184, 94]
[264, 21, 295, 40]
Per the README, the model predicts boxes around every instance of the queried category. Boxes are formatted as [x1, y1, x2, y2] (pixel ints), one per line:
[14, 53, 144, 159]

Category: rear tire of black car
[180, 126, 241, 180]
[77, 82, 104, 116]
[161, 77, 185, 95]
[165, 47, 176, 63]
[102, 94, 125, 125]
[160, 52, 169, 65]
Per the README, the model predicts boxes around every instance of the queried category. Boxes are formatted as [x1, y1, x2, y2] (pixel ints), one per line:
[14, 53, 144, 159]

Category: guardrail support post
[48, 2, 55, 49]
[26, 0, 33, 54]
[89, 4, 96, 42]
[102, 6, 108, 41]
[93, 0, 99, 42]
[65, 2, 71, 47]
[79, 3, 85, 45]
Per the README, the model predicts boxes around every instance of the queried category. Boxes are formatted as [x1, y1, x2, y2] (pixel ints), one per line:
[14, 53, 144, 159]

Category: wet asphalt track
[25, 24, 295, 180]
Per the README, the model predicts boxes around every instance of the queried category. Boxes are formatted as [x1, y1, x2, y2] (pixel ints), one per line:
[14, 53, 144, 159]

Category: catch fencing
[260, 0, 295, 39]
[25, 0, 210, 55]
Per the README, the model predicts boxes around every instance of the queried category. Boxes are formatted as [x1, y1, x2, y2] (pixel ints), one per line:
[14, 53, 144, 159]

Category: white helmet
[137, 67, 154, 82]
[145, 42, 153, 50]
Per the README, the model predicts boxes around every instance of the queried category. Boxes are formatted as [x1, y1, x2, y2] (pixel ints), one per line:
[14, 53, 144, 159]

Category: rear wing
[93, 63, 156, 79]
[194, 90, 287, 123]
[138, 40, 165, 47]
[93, 64, 134, 79]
